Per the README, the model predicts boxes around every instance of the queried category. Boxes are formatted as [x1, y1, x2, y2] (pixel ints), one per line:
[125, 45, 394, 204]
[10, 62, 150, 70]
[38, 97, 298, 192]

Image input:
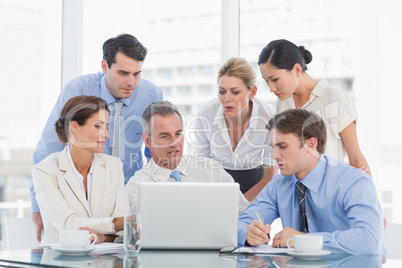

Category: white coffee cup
[60, 230, 97, 248]
[287, 235, 323, 253]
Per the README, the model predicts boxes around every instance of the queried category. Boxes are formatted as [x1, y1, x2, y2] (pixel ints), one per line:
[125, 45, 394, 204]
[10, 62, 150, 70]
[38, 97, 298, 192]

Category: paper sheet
[90, 242, 124, 254]
[233, 244, 292, 254]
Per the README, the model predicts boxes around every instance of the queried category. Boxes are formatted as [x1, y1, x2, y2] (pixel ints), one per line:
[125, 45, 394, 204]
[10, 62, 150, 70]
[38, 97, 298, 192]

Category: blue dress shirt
[30, 72, 163, 212]
[238, 155, 384, 255]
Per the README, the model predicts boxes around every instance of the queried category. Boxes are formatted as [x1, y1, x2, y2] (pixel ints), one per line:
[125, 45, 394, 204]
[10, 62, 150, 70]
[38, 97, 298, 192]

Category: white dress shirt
[191, 98, 275, 170]
[276, 79, 358, 162]
[125, 155, 249, 212]
[66, 145, 93, 206]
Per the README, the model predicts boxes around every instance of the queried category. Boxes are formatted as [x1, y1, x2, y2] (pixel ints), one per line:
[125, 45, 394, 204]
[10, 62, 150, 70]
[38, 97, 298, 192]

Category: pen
[255, 211, 264, 223]
[255, 212, 270, 239]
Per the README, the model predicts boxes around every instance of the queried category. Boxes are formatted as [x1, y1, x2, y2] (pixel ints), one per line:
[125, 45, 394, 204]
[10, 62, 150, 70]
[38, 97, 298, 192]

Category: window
[0, 0, 62, 249]
[158, 68, 173, 79]
[178, 67, 194, 77]
[199, 84, 215, 96]
[178, 86, 192, 97]
[82, 0, 221, 121]
[161, 87, 173, 97]
[0, 0, 62, 200]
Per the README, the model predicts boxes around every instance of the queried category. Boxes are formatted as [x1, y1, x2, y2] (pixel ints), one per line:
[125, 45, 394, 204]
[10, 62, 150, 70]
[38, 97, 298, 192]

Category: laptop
[138, 182, 240, 249]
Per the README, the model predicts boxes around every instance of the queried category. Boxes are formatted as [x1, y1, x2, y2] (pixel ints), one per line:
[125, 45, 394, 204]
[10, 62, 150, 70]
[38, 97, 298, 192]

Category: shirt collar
[310, 79, 328, 98]
[66, 145, 94, 181]
[149, 157, 188, 181]
[293, 154, 327, 194]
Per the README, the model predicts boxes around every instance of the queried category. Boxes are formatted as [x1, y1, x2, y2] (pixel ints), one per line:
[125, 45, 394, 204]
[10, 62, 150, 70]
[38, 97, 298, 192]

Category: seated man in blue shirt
[238, 109, 384, 255]
[31, 33, 163, 242]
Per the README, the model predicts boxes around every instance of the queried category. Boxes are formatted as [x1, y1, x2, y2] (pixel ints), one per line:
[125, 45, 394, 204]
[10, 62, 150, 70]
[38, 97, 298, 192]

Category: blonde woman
[193, 57, 277, 202]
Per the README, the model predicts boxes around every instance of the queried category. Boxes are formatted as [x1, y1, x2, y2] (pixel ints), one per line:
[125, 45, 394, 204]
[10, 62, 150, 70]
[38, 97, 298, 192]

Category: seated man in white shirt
[125, 101, 249, 212]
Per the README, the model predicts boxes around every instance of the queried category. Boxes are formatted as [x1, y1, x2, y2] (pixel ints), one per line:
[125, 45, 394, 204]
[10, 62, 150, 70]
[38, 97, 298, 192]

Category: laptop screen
[138, 182, 239, 249]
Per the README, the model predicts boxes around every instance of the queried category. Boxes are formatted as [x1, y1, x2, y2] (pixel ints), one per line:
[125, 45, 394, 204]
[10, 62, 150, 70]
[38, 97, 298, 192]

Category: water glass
[124, 212, 141, 253]
[123, 253, 141, 268]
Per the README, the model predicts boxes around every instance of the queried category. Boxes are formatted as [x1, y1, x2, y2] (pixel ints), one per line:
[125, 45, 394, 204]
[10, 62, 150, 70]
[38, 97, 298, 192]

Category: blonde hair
[217, 57, 256, 90]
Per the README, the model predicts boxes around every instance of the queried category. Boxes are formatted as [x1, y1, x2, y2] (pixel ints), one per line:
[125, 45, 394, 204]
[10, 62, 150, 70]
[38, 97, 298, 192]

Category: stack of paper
[91, 242, 124, 254]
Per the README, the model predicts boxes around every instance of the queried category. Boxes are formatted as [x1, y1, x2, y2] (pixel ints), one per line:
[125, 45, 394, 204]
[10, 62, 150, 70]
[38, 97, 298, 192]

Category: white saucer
[51, 245, 96, 256]
[286, 249, 331, 260]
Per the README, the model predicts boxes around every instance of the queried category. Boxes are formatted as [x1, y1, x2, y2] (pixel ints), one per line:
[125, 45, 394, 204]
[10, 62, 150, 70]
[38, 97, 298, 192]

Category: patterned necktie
[112, 101, 123, 158]
[170, 170, 181, 182]
[296, 181, 309, 233]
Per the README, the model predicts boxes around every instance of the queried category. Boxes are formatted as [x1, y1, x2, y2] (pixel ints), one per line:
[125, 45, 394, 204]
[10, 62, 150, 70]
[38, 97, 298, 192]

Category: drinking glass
[123, 253, 141, 268]
[124, 212, 141, 254]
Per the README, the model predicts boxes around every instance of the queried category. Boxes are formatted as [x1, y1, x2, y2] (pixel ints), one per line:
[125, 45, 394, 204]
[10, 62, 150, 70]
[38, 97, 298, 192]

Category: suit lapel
[59, 147, 91, 217]
[89, 154, 105, 217]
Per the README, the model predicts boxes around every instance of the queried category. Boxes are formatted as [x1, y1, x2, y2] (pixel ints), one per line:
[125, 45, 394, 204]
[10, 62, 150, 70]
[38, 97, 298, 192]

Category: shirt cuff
[30, 194, 40, 213]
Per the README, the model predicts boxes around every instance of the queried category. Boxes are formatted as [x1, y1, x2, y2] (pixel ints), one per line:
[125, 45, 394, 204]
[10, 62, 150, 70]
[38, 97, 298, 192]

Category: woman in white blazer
[33, 95, 130, 245]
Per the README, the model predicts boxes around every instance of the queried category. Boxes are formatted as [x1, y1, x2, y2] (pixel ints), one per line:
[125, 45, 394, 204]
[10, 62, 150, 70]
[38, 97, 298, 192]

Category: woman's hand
[340, 122, 372, 178]
[112, 217, 124, 231]
[357, 165, 370, 173]
[78, 227, 116, 243]
[32, 212, 43, 242]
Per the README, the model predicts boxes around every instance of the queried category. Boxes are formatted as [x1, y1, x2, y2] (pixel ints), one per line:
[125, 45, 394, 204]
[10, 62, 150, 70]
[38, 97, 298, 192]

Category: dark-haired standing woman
[258, 39, 371, 177]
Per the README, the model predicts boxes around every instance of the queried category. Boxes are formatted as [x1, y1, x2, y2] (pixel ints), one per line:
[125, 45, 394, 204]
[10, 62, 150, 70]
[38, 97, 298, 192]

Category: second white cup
[60, 230, 97, 248]
[287, 235, 323, 253]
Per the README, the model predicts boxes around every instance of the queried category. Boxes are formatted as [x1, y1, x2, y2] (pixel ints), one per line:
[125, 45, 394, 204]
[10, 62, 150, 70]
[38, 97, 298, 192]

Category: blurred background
[0, 0, 400, 249]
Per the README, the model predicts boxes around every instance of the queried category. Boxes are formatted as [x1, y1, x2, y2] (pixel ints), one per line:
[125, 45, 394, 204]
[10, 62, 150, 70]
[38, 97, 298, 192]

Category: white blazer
[33, 147, 130, 245]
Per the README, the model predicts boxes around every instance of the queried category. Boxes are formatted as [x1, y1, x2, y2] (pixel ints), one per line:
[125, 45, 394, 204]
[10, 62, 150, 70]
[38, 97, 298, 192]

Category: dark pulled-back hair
[266, 109, 326, 154]
[258, 39, 313, 71]
[55, 95, 109, 143]
[102, 33, 148, 67]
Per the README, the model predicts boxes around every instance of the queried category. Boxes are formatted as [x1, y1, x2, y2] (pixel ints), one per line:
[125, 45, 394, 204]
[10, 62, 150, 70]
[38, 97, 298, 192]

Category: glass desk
[0, 248, 401, 267]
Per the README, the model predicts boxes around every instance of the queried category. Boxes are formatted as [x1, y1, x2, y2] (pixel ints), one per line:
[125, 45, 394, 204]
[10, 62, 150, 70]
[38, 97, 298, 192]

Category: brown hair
[55, 95, 109, 143]
[103, 33, 147, 67]
[266, 109, 326, 154]
[218, 57, 256, 89]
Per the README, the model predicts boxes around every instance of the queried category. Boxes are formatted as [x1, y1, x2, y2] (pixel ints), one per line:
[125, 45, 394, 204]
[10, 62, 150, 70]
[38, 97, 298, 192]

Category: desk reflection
[232, 254, 383, 268]
[140, 250, 236, 268]
[0, 248, 397, 268]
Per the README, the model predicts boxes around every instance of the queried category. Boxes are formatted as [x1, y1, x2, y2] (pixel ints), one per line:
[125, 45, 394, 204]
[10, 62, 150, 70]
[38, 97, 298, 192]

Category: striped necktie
[296, 181, 309, 233]
[112, 101, 123, 158]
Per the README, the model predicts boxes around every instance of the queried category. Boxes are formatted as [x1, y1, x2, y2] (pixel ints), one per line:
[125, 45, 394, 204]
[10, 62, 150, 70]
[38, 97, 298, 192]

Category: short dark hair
[102, 33, 148, 67]
[142, 101, 182, 136]
[55, 95, 109, 143]
[266, 109, 326, 154]
[258, 39, 313, 71]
